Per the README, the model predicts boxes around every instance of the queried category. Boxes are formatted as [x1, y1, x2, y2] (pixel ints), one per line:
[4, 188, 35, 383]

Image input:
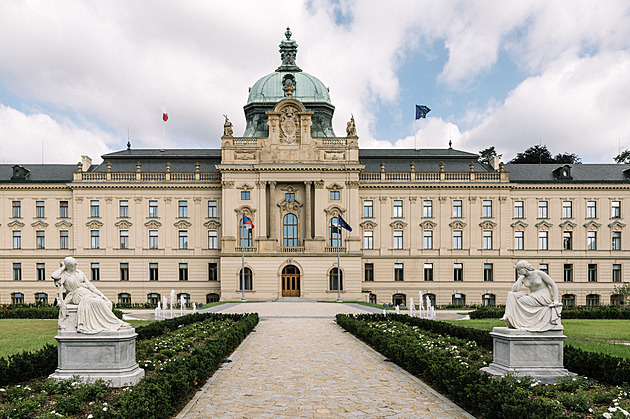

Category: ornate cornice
[559, 220, 577, 229]
[479, 220, 497, 230]
[420, 220, 437, 230]
[360, 220, 378, 230]
[174, 220, 192, 229]
[86, 220, 103, 229]
[8, 220, 25, 229]
[323, 204, 346, 217]
[115, 220, 133, 229]
[144, 220, 162, 229]
[535, 220, 553, 230]
[608, 220, 626, 230]
[389, 220, 407, 229]
[584, 220, 602, 230]
[449, 220, 467, 229]
[511, 220, 528, 230]
[204, 220, 221, 230]
[326, 182, 344, 190]
[31, 220, 49, 228]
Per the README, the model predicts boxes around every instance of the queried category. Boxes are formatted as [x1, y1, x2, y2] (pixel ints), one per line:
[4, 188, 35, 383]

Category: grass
[446, 318, 630, 359]
[0, 319, 153, 358]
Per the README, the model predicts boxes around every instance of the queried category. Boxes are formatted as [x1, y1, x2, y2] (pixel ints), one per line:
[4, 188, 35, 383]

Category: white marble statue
[501, 260, 562, 332]
[52, 257, 131, 334]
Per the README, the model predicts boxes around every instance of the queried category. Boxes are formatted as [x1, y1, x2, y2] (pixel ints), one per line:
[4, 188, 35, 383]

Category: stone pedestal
[481, 327, 572, 384]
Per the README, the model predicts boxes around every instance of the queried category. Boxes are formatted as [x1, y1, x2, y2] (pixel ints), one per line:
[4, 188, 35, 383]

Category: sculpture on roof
[346, 115, 356, 137]
[500, 260, 563, 332]
[223, 115, 233, 137]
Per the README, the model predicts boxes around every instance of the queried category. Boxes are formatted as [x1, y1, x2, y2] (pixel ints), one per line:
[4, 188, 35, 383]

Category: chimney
[490, 155, 501, 171]
[81, 155, 92, 170]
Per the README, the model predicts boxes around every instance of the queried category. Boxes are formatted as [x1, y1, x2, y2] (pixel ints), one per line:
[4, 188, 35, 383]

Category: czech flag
[337, 214, 352, 232]
[162, 104, 168, 122]
[242, 214, 254, 229]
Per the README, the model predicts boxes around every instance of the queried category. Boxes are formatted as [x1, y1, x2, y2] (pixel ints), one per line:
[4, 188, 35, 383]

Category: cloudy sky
[1, 0, 630, 165]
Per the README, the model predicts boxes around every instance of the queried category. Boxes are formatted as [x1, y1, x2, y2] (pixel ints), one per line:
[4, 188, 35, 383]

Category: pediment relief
[235, 150, 256, 160]
[583, 220, 602, 230]
[235, 205, 257, 218]
[324, 151, 345, 160]
[85, 220, 103, 229]
[31, 220, 49, 228]
[511, 220, 528, 230]
[420, 220, 437, 230]
[535, 220, 553, 230]
[115, 220, 133, 229]
[144, 220, 162, 229]
[8, 220, 25, 229]
[559, 220, 577, 229]
[479, 220, 497, 230]
[390, 220, 407, 229]
[204, 220, 222, 230]
[281, 184, 298, 193]
[326, 182, 344, 190]
[360, 220, 378, 230]
[608, 220, 626, 231]
[279, 104, 302, 144]
[449, 220, 467, 230]
[237, 183, 253, 191]
[174, 220, 192, 229]
[278, 199, 303, 213]
[324, 205, 346, 217]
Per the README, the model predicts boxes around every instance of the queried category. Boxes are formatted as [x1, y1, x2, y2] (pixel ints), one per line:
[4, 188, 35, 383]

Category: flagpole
[241, 244, 246, 302]
[337, 224, 342, 302]
[414, 104, 417, 150]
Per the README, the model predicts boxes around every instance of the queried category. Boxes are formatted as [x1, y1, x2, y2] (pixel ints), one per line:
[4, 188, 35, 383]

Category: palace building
[1, 29, 628, 307]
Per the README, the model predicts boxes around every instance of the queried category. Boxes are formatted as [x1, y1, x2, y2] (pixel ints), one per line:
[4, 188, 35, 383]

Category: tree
[553, 153, 581, 164]
[614, 149, 630, 164]
[509, 145, 582, 164]
[613, 282, 630, 305]
[478, 146, 502, 164]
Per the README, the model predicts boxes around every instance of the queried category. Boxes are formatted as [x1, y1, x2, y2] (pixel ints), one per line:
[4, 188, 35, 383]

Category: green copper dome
[243, 27, 336, 137]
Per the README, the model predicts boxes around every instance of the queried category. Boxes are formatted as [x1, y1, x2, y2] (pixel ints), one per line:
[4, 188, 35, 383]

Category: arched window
[329, 267, 343, 290]
[239, 217, 252, 247]
[118, 293, 131, 304]
[283, 213, 298, 247]
[206, 293, 220, 303]
[482, 293, 496, 307]
[369, 293, 377, 304]
[561, 294, 576, 306]
[147, 293, 160, 305]
[177, 293, 191, 307]
[424, 293, 436, 307]
[452, 293, 466, 306]
[11, 292, 24, 305]
[239, 267, 253, 291]
[392, 293, 406, 307]
[329, 217, 340, 247]
[34, 292, 48, 304]
[586, 294, 600, 306]
[610, 294, 623, 306]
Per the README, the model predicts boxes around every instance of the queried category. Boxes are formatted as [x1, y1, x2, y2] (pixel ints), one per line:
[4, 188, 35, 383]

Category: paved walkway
[177, 302, 474, 418]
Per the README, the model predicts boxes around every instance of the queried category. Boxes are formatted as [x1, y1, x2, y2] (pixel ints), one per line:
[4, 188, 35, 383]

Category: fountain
[409, 297, 414, 316]
[418, 291, 423, 318]
[162, 296, 168, 318]
[395, 305, 400, 314]
[170, 290, 175, 318]
[155, 301, 162, 319]
[192, 303, 197, 314]
[180, 295, 185, 316]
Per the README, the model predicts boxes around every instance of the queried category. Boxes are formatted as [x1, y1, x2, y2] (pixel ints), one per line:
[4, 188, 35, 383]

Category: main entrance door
[281, 265, 300, 297]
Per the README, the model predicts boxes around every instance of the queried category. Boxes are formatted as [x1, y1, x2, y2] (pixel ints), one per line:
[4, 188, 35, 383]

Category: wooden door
[282, 274, 300, 297]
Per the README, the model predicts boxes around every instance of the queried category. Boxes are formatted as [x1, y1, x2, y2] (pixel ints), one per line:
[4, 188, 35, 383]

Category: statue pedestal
[481, 327, 572, 384]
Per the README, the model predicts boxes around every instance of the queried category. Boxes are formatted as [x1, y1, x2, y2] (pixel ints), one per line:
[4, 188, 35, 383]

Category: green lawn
[0, 319, 152, 358]
[447, 318, 630, 358]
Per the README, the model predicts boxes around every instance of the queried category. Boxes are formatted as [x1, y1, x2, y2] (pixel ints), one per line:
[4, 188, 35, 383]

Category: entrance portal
[281, 265, 300, 297]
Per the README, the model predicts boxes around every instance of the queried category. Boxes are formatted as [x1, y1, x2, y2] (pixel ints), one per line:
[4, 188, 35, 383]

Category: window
[120, 230, 129, 249]
[393, 200, 403, 217]
[586, 294, 600, 306]
[208, 230, 218, 249]
[120, 263, 129, 281]
[425, 293, 437, 307]
[453, 263, 463, 281]
[484, 263, 493, 282]
[328, 267, 343, 290]
[393, 230, 403, 249]
[149, 230, 158, 249]
[11, 292, 24, 304]
[119, 200, 129, 217]
[147, 262, 158, 281]
[330, 190, 340, 200]
[36, 230, 45, 249]
[206, 293, 220, 303]
[392, 294, 406, 307]
[90, 200, 100, 217]
[562, 201, 572, 218]
[539, 264, 549, 274]
[364, 263, 374, 282]
[59, 201, 69, 218]
[177, 293, 191, 307]
[363, 200, 373, 218]
[36, 263, 45, 281]
[482, 200, 492, 218]
[60, 230, 69, 249]
[147, 293, 160, 305]
[612, 201, 621, 218]
[424, 263, 433, 282]
[283, 213, 298, 247]
[423, 200, 433, 218]
[394, 263, 404, 281]
[483, 231, 493, 249]
[91, 230, 100, 249]
[208, 200, 217, 217]
[563, 231, 572, 250]
[179, 230, 189, 249]
[13, 263, 22, 281]
[613, 264, 622, 283]
[149, 200, 158, 218]
[612, 231, 621, 250]
[611, 294, 623, 306]
[118, 293, 131, 304]
[36, 201, 45, 218]
[453, 200, 462, 218]
[423, 230, 433, 249]
[588, 264, 597, 282]
[586, 201, 597, 219]
[329, 218, 340, 248]
[13, 231, 21, 249]
[482, 293, 496, 306]
[241, 191, 250, 200]
[538, 201, 548, 218]
[514, 231, 524, 250]
[452, 293, 465, 306]
[514, 201, 524, 218]
[363, 230, 373, 249]
[562, 294, 576, 306]
[179, 263, 188, 281]
[538, 231, 548, 250]
[12, 201, 21, 218]
[208, 263, 218, 281]
[34, 293, 47, 304]
[239, 267, 253, 290]
[369, 293, 377, 304]
[240, 218, 252, 247]
[563, 264, 573, 282]
[91, 263, 100, 281]
[178, 200, 188, 217]
[453, 230, 462, 249]
[285, 193, 295, 202]
[587, 231, 597, 250]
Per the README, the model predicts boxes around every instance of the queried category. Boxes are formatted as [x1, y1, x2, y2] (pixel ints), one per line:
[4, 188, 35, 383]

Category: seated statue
[52, 257, 131, 334]
[501, 260, 562, 332]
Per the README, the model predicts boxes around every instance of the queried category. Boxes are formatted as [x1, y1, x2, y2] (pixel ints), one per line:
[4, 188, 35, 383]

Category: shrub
[469, 305, 630, 320]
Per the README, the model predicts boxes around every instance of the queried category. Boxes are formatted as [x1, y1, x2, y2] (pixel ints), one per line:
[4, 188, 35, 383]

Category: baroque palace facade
[1, 30, 629, 307]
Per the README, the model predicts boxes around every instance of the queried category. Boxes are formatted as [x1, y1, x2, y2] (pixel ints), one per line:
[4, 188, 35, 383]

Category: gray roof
[505, 163, 630, 183]
[358, 148, 489, 173]
[0, 164, 76, 184]
[102, 149, 221, 159]
[96, 149, 221, 173]
[359, 148, 479, 159]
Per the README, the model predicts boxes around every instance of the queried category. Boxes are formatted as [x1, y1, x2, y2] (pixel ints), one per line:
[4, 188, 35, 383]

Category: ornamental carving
[314, 181, 325, 189]
[134, 197, 143, 203]
[360, 220, 377, 230]
[608, 220, 626, 231]
[479, 220, 497, 230]
[235, 150, 256, 160]
[256, 181, 266, 188]
[281, 184, 298, 192]
[85, 220, 103, 229]
[327, 183, 344, 190]
[115, 220, 133, 229]
[55, 220, 73, 228]
[278, 199, 303, 214]
[324, 205, 346, 217]
[75, 197, 84, 202]
[379, 197, 388, 203]
[468, 197, 477, 202]
[144, 220, 162, 229]
[390, 220, 407, 229]
[535, 220, 552, 230]
[193, 197, 202, 203]
[105, 197, 113, 203]
[280, 105, 300, 144]
[222, 181, 235, 189]
[438, 197, 447, 203]
[164, 197, 172, 203]
[409, 197, 418, 204]
[238, 183, 253, 191]
[324, 151, 345, 160]
[559, 220, 577, 229]
[235, 205, 256, 217]
[511, 221, 528, 231]
[204, 220, 221, 230]
[345, 181, 360, 189]
[31, 220, 49, 228]
[174, 220, 192, 229]
[499, 196, 508, 202]
[584, 220, 601, 230]
[449, 220, 467, 230]
[8, 220, 25, 229]
[420, 220, 437, 230]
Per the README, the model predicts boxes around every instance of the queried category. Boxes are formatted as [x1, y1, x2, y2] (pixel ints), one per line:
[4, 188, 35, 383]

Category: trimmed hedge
[0, 306, 124, 319]
[470, 305, 630, 320]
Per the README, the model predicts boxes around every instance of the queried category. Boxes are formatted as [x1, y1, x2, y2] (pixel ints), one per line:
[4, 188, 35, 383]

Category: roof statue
[223, 115, 233, 137]
[346, 115, 357, 137]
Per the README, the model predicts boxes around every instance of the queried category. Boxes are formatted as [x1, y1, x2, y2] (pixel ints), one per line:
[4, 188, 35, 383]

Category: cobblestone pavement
[177, 302, 474, 418]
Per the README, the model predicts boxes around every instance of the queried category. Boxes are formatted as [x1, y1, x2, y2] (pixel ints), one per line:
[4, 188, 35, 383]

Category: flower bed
[337, 313, 630, 418]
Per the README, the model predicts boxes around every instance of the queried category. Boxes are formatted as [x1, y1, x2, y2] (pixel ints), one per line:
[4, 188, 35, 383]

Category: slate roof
[96, 149, 221, 173]
[505, 164, 630, 183]
[0, 164, 77, 184]
[358, 148, 490, 173]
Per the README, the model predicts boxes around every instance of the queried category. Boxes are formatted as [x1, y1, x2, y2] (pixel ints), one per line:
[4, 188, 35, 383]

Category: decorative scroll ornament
[280, 106, 300, 144]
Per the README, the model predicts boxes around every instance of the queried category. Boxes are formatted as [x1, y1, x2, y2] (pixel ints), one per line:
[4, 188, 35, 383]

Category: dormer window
[553, 165, 573, 180]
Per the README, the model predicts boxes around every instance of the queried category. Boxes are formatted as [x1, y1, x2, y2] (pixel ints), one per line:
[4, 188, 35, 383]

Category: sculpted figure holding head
[52, 257, 130, 334]
[501, 260, 563, 332]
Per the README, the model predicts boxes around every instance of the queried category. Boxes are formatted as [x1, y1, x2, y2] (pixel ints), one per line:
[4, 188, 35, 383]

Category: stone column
[304, 181, 312, 240]
[268, 181, 277, 240]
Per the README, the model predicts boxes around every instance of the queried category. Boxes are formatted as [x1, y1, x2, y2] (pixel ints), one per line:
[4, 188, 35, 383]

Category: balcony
[74, 171, 221, 183]
[359, 171, 507, 183]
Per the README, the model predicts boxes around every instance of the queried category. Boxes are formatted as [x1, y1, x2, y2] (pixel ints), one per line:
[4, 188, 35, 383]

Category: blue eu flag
[415, 105, 431, 119]
[337, 215, 352, 232]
